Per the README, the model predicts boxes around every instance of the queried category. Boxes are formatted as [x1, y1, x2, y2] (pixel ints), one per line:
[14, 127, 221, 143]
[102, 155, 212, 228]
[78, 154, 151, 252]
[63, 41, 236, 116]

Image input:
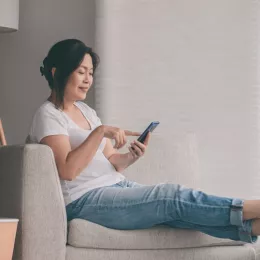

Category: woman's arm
[103, 138, 138, 172]
[103, 133, 151, 173]
[41, 125, 141, 180]
[41, 125, 105, 181]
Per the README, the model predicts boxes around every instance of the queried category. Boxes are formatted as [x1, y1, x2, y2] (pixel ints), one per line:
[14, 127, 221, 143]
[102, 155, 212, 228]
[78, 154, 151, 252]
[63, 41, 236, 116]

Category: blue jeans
[66, 179, 258, 243]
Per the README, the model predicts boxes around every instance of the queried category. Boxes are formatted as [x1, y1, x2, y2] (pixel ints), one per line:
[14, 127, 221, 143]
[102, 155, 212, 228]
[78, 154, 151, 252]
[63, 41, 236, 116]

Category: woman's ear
[51, 67, 56, 78]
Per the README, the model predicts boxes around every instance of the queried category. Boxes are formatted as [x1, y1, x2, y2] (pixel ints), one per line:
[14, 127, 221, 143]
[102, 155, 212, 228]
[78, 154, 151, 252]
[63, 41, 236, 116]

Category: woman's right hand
[99, 125, 141, 149]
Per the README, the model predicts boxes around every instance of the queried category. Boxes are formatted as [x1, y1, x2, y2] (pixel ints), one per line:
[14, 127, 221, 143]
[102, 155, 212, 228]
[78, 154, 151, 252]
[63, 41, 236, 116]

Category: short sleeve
[31, 109, 69, 143]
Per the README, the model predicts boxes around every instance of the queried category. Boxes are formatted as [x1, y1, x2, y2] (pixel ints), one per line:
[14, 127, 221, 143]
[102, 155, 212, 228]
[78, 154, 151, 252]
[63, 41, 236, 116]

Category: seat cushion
[246, 239, 260, 260]
[67, 219, 246, 250]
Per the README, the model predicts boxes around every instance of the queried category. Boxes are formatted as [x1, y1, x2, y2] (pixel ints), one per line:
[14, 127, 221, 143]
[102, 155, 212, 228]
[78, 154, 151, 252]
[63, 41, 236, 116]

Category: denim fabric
[66, 179, 257, 243]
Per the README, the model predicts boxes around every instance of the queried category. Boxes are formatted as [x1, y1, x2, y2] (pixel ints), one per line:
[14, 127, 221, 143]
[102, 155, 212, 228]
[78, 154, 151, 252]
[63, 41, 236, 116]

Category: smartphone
[137, 121, 160, 144]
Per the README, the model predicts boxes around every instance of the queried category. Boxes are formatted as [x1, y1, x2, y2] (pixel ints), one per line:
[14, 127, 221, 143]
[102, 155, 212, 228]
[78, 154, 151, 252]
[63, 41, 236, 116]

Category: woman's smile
[79, 86, 89, 92]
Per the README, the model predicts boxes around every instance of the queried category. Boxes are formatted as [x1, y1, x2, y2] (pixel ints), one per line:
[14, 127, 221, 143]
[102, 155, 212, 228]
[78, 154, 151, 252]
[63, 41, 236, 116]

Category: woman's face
[64, 53, 94, 101]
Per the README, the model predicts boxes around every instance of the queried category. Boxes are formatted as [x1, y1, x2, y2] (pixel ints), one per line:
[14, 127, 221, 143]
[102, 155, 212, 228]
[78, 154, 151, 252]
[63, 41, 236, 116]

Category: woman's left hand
[128, 132, 151, 160]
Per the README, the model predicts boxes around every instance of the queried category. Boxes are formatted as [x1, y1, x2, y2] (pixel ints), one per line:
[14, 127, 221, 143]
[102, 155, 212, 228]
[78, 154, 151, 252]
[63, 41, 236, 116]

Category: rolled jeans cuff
[230, 198, 244, 226]
[238, 219, 258, 243]
[230, 198, 258, 243]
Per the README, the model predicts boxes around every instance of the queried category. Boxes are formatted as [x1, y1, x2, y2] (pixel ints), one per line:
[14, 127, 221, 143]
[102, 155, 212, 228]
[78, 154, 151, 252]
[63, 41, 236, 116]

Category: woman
[28, 39, 260, 243]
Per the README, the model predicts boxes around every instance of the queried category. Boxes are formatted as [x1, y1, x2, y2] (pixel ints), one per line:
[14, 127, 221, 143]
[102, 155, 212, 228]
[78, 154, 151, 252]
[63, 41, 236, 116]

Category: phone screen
[137, 121, 160, 144]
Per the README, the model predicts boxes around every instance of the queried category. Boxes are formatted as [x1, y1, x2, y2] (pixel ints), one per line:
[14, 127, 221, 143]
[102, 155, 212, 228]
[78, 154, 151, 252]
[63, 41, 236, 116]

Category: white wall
[1, 0, 260, 199]
[95, 0, 260, 198]
[0, 0, 96, 144]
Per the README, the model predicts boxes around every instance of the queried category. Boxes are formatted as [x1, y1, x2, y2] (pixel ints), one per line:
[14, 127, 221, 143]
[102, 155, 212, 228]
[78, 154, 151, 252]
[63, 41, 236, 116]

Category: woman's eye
[79, 71, 85, 74]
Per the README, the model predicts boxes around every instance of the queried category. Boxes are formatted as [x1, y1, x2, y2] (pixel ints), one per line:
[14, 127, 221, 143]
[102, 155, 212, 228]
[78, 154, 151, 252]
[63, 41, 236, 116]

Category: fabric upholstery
[68, 218, 244, 250]
[66, 245, 256, 260]
[121, 133, 201, 190]
[0, 144, 260, 260]
[0, 144, 67, 260]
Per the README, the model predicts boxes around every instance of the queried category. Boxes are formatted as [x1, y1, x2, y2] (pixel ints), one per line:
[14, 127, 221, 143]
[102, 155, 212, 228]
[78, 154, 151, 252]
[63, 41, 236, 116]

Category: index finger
[124, 130, 142, 136]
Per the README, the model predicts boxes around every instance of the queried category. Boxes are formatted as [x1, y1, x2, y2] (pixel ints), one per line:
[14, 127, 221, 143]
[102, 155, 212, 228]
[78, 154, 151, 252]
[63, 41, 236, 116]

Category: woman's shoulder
[28, 101, 68, 143]
[34, 101, 62, 117]
[31, 101, 67, 128]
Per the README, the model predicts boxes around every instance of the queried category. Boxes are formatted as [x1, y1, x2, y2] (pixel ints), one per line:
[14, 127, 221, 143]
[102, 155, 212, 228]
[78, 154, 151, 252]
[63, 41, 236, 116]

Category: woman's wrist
[95, 125, 105, 136]
[123, 151, 139, 169]
[109, 152, 138, 173]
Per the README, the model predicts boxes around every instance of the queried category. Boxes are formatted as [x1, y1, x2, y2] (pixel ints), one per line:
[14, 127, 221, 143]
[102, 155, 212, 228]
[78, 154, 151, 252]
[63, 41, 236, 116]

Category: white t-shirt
[28, 101, 125, 206]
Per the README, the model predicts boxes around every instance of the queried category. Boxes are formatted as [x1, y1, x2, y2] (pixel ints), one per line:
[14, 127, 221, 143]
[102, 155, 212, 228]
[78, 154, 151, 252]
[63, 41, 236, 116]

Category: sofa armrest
[0, 144, 66, 260]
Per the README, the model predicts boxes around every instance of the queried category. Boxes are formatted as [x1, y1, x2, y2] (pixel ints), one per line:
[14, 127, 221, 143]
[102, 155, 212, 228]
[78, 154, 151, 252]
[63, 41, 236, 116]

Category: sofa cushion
[67, 219, 245, 250]
[246, 239, 260, 260]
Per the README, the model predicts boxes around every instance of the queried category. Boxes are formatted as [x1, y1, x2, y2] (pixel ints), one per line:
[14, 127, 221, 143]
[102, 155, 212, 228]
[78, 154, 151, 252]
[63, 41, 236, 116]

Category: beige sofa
[0, 143, 260, 260]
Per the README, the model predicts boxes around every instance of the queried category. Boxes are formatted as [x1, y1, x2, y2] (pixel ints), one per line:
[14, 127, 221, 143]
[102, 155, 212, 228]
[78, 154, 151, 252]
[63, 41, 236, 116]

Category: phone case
[137, 121, 160, 143]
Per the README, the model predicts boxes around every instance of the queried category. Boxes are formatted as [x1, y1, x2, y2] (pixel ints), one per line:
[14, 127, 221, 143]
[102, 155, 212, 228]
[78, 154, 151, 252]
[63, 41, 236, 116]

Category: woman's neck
[48, 92, 75, 111]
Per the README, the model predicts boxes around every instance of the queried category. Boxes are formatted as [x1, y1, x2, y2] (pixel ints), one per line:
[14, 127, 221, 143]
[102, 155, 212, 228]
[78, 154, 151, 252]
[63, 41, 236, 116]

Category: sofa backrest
[121, 132, 201, 190]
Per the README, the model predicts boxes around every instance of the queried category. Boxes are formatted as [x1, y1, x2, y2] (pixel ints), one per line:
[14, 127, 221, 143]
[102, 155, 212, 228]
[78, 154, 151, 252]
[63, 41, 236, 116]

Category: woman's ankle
[243, 200, 260, 220]
[252, 218, 260, 236]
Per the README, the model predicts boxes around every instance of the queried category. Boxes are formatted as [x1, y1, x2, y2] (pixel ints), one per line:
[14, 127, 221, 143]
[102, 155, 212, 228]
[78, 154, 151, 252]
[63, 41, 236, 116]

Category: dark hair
[40, 39, 100, 108]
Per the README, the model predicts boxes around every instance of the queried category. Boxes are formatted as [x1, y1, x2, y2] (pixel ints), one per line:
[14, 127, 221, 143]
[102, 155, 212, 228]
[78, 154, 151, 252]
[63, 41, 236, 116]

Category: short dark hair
[40, 39, 100, 108]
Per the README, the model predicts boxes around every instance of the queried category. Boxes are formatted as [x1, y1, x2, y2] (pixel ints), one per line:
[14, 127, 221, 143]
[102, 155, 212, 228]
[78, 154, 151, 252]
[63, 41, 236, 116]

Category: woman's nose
[84, 74, 90, 83]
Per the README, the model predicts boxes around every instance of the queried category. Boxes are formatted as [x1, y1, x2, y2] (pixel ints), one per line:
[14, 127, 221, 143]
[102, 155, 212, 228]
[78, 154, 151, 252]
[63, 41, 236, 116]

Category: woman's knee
[152, 183, 181, 200]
